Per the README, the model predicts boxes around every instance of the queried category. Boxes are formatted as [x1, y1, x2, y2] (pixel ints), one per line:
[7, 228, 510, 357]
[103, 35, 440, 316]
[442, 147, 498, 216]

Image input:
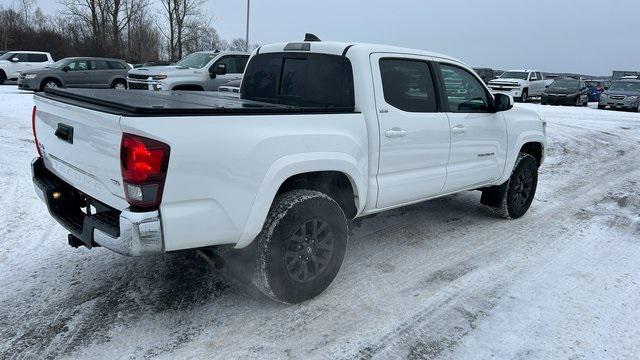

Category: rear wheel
[253, 190, 348, 304]
[112, 79, 127, 90]
[598, 105, 606, 110]
[0, 71, 6, 85]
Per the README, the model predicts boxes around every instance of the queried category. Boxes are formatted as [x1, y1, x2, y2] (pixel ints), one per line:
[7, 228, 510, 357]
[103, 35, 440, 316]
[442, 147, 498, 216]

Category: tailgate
[34, 96, 128, 210]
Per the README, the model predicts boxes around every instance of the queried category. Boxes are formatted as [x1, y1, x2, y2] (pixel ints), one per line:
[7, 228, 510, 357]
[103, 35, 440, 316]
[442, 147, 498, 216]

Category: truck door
[436, 62, 508, 192]
[371, 53, 451, 209]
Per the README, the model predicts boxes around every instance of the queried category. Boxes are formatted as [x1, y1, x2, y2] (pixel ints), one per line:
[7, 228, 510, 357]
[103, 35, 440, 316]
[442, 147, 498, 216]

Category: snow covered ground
[1, 85, 640, 360]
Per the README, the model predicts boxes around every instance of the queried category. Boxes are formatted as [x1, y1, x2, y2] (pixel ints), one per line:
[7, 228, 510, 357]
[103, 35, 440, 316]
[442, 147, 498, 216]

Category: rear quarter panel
[119, 113, 368, 251]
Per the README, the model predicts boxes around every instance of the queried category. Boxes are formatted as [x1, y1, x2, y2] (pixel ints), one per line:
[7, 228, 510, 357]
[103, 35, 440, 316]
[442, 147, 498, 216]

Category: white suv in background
[488, 69, 546, 102]
[127, 51, 249, 91]
[0, 51, 54, 84]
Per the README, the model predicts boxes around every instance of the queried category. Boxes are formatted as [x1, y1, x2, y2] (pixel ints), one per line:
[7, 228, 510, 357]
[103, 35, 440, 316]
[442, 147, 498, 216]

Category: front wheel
[253, 190, 348, 304]
[519, 89, 528, 103]
[482, 153, 538, 219]
[112, 80, 127, 90]
[598, 105, 606, 110]
[41, 79, 61, 90]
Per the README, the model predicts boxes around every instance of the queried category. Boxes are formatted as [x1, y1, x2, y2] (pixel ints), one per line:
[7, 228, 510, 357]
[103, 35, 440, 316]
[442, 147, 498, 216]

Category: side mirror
[62, 66, 70, 72]
[10, 57, 19, 62]
[493, 93, 513, 112]
[215, 63, 227, 75]
[209, 63, 227, 79]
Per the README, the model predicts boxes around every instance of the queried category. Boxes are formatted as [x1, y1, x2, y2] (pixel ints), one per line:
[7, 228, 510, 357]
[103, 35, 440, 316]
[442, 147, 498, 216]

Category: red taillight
[32, 106, 42, 156]
[120, 133, 170, 209]
[596, 86, 604, 93]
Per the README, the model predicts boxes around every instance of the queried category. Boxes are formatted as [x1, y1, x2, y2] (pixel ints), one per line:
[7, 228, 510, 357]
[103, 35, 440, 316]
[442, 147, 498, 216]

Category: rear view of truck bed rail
[38, 88, 357, 117]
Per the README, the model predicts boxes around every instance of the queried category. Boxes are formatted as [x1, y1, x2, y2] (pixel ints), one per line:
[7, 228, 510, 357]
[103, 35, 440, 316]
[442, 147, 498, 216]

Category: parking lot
[1, 85, 640, 359]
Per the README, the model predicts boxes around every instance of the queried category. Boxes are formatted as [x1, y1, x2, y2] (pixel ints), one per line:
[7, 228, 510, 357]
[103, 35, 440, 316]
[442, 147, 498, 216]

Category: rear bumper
[32, 157, 164, 256]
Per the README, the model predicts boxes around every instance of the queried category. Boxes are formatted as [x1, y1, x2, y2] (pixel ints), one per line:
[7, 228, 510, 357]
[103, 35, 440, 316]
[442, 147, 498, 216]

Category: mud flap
[480, 182, 508, 208]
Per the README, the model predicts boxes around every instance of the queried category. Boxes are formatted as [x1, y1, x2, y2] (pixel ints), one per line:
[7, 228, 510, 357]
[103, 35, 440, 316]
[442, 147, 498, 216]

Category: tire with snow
[482, 153, 538, 219]
[253, 190, 348, 304]
[598, 105, 606, 110]
[0, 71, 6, 85]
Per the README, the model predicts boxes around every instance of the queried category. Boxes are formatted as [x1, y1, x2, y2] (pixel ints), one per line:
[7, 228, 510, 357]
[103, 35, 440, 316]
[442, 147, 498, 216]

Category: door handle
[451, 125, 466, 134]
[385, 127, 407, 138]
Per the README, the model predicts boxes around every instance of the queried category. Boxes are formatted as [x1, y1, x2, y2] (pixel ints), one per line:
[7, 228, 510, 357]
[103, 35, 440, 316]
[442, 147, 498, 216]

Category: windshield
[609, 81, 640, 92]
[549, 79, 579, 90]
[241, 52, 355, 108]
[175, 52, 217, 69]
[500, 71, 528, 80]
[0, 52, 14, 60]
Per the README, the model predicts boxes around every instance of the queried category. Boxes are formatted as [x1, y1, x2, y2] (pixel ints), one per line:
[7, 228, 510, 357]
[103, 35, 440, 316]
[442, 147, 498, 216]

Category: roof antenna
[304, 33, 321, 42]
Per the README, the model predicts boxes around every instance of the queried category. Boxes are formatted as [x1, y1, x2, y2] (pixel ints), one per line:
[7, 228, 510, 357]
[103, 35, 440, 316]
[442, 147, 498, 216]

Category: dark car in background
[585, 80, 607, 102]
[541, 78, 589, 106]
[17, 57, 131, 91]
[473, 67, 496, 84]
[598, 79, 640, 111]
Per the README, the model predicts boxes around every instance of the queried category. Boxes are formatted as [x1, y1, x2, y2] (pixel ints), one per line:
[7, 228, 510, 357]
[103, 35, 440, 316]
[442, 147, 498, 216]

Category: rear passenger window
[91, 60, 111, 70]
[379, 59, 437, 112]
[536, 72, 543, 80]
[28, 53, 48, 62]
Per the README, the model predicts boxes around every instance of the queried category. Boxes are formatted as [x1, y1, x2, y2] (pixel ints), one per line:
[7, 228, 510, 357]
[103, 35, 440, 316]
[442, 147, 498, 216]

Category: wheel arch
[234, 153, 367, 249]
[519, 141, 544, 167]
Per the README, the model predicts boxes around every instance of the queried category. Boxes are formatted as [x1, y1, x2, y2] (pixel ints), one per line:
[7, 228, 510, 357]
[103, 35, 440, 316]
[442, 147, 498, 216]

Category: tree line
[0, 0, 249, 63]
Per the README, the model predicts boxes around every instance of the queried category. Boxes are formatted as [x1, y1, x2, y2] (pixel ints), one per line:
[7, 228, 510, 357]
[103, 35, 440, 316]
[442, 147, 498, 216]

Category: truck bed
[37, 88, 356, 116]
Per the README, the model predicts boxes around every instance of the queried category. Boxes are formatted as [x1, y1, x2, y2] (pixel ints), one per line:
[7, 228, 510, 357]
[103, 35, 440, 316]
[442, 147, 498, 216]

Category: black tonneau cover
[37, 88, 356, 117]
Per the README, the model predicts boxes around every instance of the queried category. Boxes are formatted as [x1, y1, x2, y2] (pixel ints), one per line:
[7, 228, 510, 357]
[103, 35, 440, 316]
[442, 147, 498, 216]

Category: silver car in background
[598, 79, 640, 111]
[17, 57, 131, 91]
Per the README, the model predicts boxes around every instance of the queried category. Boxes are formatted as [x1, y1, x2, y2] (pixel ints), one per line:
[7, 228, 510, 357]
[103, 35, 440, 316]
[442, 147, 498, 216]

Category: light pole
[245, 0, 250, 51]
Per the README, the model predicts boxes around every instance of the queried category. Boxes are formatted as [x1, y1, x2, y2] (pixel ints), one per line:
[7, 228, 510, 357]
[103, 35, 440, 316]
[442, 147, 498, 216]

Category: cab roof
[257, 41, 463, 64]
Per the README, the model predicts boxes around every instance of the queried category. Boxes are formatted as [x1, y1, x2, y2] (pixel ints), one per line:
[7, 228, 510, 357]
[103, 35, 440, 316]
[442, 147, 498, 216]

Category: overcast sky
[37, 0, 637, 75]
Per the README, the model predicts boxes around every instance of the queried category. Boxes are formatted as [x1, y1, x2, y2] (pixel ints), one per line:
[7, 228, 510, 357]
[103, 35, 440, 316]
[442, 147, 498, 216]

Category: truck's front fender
[235, 152, 367, 248]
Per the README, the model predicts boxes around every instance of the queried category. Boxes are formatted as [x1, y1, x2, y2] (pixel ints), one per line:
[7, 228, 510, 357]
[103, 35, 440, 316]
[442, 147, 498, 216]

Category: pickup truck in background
[0, 51, 54, 84]
[126, 51, 249, 91]
[488, 69, 546, 102]
[31, 37, 546, 303]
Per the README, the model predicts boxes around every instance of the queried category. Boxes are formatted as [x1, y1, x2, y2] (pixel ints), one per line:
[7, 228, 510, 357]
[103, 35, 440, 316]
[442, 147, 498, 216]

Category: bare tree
[159, 0, 207, 60]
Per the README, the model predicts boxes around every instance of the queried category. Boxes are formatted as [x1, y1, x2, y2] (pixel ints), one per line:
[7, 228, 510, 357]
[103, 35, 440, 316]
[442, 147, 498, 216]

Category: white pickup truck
[487, 69, 547, 103]
[31, 38, 546, 303]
